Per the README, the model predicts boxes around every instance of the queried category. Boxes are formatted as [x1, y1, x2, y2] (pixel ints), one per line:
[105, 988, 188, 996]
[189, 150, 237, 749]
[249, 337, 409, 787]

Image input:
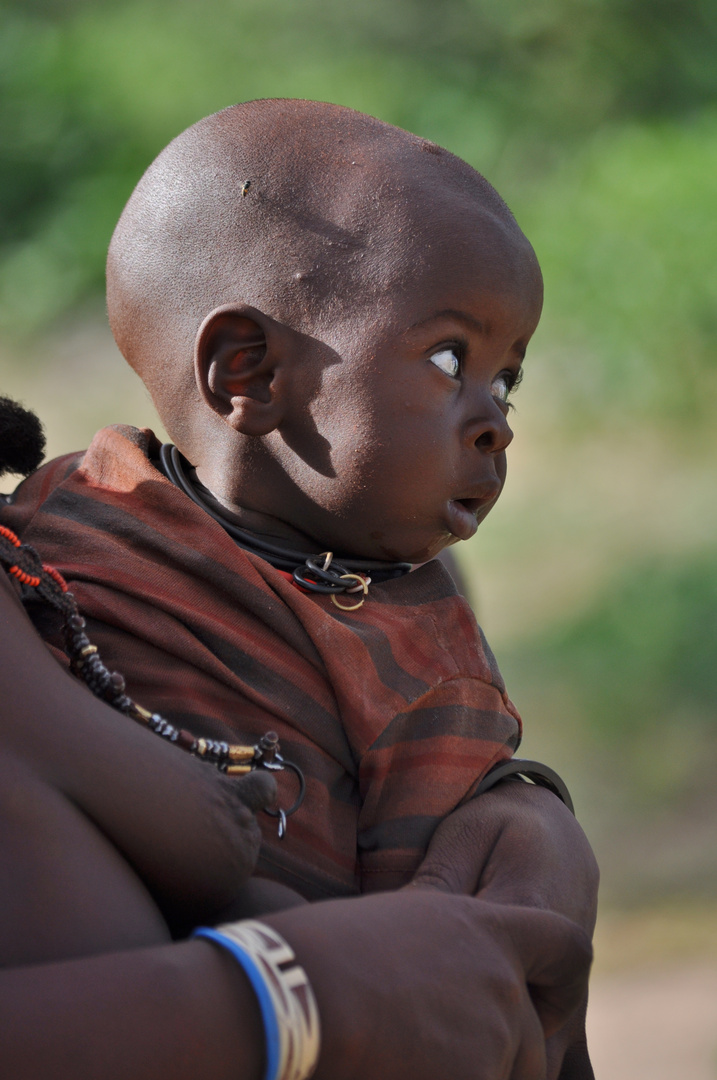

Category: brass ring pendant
[331, 573, 369, 611]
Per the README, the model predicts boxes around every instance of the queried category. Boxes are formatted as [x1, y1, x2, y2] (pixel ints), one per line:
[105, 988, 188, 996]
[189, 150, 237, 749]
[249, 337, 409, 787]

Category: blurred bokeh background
[1, 0, 716, 1073]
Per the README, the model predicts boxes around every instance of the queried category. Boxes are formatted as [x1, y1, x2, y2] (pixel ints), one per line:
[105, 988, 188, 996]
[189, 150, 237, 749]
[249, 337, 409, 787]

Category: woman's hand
[408, 781, 599, 1079]
[266, 889, 592, 1080]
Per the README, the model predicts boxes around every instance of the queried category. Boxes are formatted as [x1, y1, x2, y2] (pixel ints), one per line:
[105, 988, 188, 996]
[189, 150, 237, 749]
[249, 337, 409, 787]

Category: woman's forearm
[0, 939, 264, 1080]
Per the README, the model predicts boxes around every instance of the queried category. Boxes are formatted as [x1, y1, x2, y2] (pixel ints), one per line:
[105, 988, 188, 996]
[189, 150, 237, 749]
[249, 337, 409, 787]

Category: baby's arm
[357, 674, 520, 893]
[356, 651, 596, 1076]
[409, 778, 597, 921]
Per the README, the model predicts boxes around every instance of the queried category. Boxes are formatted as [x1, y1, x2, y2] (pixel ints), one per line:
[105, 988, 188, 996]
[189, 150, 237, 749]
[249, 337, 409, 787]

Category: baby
[4, 99, 545, 901]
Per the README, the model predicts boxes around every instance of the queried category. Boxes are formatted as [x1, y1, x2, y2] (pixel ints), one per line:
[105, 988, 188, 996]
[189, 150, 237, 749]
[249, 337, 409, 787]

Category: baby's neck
[159, 443, 412, 584]
[193, 467, 321, 553]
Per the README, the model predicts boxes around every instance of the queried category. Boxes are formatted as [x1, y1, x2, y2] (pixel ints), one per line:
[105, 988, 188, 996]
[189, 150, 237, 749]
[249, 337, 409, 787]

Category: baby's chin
[390, 502, 499, 564]
[325, 510, 479, 564]
[358, 530, 459, 566]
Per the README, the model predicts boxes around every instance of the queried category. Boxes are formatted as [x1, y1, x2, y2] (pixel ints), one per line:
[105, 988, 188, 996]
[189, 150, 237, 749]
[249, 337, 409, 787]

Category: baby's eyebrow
[409, 309, 485, 334]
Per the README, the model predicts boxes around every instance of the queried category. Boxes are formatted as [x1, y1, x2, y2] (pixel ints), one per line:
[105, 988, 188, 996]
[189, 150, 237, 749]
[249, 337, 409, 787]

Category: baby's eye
[491, 373, 511, 403]
[430, 349, 460, 378]
[491, 367, 523, 407]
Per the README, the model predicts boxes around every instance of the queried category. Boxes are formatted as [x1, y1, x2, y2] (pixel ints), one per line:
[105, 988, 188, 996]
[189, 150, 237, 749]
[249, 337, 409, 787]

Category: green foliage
[521, 114, 717, 432]
[2, 0, 717, 355]
[504, 552, 717, 782]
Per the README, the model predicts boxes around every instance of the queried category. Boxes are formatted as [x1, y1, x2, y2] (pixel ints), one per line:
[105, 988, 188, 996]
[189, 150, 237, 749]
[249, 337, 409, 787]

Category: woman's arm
[0, 939, 264, 1080]
[0, 892, 590, 1080]
[409, 776, 599, 1079]
[0, 570, 274, 937]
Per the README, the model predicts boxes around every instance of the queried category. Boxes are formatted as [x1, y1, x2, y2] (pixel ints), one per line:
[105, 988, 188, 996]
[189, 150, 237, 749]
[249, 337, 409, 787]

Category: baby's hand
[409, 779, 598, 925]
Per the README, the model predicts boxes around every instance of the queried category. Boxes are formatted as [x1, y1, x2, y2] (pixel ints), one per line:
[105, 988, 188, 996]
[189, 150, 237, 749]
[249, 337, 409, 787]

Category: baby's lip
[454, 478, 502, 507]
[447, 483, 501, 540]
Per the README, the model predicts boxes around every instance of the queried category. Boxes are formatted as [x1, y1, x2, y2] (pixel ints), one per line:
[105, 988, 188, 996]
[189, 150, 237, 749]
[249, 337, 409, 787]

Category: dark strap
[473, 758, 575, 815]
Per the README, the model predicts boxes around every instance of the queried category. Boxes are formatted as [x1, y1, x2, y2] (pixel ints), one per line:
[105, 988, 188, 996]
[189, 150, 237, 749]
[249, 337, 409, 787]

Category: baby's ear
[194, 305, 287, 436]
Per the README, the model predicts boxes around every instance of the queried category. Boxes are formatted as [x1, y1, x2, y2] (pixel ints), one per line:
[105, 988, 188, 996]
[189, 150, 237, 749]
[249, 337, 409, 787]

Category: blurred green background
[1, 0, 715, 923]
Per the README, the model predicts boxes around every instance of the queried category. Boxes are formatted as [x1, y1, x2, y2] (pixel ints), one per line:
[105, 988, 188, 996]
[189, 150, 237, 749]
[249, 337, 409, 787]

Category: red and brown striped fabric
[2, 425, 522, 900]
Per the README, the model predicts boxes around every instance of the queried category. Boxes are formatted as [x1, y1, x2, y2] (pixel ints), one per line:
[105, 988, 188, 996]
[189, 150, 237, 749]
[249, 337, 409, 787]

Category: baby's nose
[463, 399, 514, 455]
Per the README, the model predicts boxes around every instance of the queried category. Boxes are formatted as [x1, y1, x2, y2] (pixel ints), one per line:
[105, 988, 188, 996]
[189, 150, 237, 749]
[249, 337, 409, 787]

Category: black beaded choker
[158, 444, 411, 605]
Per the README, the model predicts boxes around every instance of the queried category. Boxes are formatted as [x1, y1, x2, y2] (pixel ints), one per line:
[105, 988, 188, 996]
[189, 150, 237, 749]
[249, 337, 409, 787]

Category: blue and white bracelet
[194, 919, 321, 1080]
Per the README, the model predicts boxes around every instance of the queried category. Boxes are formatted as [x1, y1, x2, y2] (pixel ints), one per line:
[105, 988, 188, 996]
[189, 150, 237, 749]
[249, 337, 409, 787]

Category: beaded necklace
[0, 524, 304, 838]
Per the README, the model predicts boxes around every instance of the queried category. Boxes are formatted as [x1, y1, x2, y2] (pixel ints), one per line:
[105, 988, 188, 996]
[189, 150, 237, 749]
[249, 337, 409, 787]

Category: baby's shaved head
[107, 99, 523, 437]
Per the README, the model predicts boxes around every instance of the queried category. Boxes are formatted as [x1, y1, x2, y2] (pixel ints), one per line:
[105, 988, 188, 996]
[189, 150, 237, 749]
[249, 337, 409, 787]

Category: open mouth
[447, 488, 499, 541]
[447, 498, 482, 540]
[454, 497, 483, 516]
